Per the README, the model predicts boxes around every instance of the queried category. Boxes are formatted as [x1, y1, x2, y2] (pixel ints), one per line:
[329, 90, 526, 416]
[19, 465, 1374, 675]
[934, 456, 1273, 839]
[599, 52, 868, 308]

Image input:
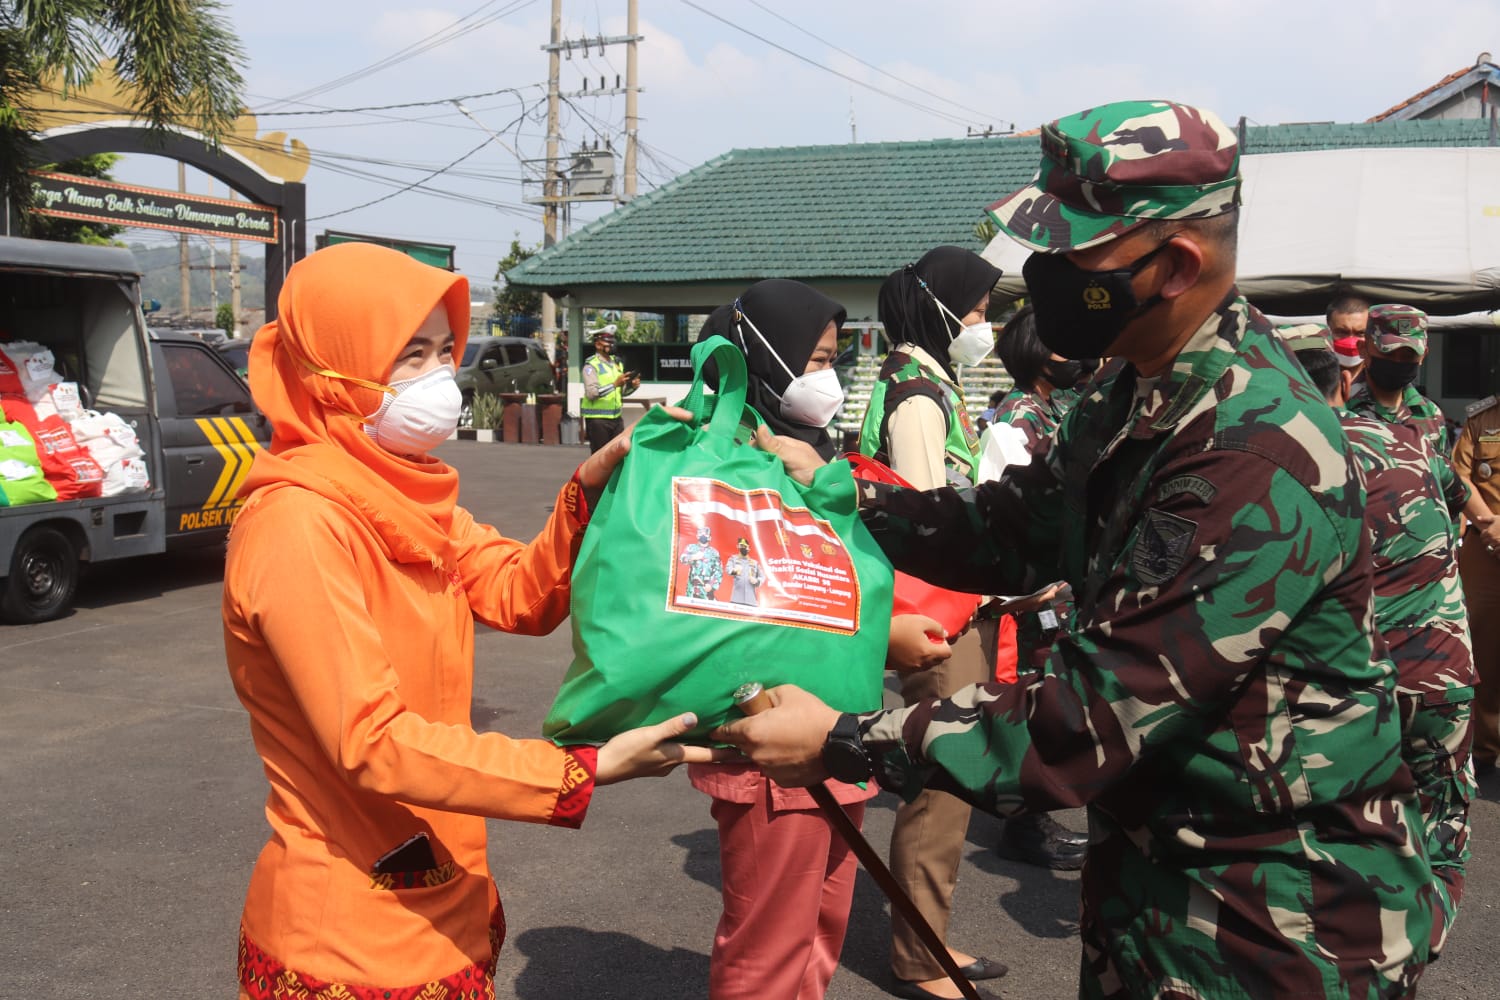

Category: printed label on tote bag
[667, 476, 861, 633]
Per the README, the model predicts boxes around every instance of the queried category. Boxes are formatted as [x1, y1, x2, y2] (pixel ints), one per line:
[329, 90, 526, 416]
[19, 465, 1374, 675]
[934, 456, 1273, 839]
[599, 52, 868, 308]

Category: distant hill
[129, 241, 266, 311]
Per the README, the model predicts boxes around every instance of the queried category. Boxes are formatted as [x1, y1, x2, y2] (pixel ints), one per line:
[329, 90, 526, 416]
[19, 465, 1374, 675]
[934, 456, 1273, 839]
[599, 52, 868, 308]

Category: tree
[492, 236, 542, 321]
[215, 302, 234, 337]
[0, 1, 246, 233]
[27, 152, 123, 244]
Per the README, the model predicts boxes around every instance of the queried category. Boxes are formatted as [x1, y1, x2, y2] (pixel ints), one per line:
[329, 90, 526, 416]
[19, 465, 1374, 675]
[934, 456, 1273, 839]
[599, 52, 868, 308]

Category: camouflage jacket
[856, 293, 1434, 999]
[1340, 413, 1470, 652]
[1341, 412, 1474, 939]
[1347, 382, 1452, 459]
[990, 387, 1066, 458]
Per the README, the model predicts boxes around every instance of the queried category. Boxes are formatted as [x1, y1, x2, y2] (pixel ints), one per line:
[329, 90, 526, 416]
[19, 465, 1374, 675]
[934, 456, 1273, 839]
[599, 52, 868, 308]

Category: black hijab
[696, 278, 847, 460]
[877, 245, 1002, 380]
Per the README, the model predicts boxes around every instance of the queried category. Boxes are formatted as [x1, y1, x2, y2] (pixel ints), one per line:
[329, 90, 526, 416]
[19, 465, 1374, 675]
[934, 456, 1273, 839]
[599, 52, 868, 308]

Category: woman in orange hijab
[222, 243, 723, 999]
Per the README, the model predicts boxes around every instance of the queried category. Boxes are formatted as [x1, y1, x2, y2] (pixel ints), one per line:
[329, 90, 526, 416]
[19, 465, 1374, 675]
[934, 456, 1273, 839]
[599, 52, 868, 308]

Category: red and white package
[1, 394, 103, 500]
[39, 382, 83, 421]
[0, 342, 61, 398]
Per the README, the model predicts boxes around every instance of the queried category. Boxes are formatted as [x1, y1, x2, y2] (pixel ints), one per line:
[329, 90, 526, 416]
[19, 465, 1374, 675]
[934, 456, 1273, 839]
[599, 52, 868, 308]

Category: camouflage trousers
[1397, 690, 1475, 956]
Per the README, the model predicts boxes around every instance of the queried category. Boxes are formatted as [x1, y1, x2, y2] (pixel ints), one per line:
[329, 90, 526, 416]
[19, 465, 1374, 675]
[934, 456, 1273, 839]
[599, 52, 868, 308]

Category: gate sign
[29, 172, 279, 243]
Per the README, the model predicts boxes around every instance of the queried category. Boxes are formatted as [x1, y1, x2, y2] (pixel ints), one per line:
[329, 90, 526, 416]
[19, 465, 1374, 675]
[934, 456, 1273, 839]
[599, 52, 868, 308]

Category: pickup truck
[0, 236, 271, 623]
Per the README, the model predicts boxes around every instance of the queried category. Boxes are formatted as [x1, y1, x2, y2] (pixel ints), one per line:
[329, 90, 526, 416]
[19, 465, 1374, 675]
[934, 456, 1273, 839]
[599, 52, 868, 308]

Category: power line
[309, 135, 516, 221]
[677, 0, 986, 132]
[306, 100, 546, 221]
[259, 0, 541, 110]
[742, 0, 1010, 129]
[251, 85, 542, 118]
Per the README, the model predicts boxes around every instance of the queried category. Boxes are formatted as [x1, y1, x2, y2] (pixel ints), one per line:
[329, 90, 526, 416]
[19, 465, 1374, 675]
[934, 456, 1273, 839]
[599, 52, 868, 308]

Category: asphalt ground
[2, 440, 1497, 999]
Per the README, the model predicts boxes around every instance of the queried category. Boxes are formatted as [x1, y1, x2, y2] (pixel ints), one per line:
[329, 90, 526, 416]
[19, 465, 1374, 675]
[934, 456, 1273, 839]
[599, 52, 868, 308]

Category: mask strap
[287, 346, 399, 398]
[732, 300, 799, 395]
[913, 272, 969, 340]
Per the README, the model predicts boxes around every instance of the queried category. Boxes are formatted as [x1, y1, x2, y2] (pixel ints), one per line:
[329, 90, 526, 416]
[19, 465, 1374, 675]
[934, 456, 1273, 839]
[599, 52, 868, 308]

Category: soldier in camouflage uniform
[719, 100, 1436, 1000]
[679, 526, 723, 600]
[1347, 304, 1452, 458]
[1293, 335, 1475, 956]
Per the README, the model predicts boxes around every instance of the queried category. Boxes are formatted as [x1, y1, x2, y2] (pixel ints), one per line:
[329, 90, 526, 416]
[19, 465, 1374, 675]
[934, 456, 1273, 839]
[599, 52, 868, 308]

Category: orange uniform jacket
[224, 480, 592, 992]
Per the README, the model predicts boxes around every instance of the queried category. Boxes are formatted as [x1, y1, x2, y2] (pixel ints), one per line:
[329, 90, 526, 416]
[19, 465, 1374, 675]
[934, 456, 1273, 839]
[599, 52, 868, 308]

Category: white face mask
[735, 307, 846, 428]
[917, 274, 995, 367]
[948, 320, 996, 367]
[363, 365, 463, 457]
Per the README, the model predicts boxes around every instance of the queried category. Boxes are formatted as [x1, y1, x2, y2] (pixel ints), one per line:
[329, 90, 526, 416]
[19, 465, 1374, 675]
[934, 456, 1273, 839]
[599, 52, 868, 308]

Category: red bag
[1, 395, 103, 500]
[994, 613, 1019, 684]
[845, 453, 982, 639]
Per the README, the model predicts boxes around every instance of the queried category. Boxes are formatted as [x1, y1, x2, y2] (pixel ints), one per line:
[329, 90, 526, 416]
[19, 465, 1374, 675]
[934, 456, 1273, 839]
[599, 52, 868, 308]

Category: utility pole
[229, 203, 242, 336]
[540, 0, 563, 358]
[623, 0, 639, 199]
[178, 163, 190, 316]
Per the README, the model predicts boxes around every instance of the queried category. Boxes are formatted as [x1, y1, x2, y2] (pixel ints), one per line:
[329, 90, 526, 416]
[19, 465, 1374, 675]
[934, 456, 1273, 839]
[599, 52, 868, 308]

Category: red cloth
[845, 453, 981, 638]
[994, 613, 1019, 684]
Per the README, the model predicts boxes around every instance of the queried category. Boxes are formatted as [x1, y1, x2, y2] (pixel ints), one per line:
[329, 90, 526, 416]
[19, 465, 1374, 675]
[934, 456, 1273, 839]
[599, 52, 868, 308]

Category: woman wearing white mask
[859, 247, 1009, 1000]
[221, 243, 724, 1000]
[689, 279, 953, 1000]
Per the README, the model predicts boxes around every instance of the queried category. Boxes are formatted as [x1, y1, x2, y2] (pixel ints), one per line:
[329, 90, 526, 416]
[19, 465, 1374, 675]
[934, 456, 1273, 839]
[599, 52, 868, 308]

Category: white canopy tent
[983, 146, 1500, 316]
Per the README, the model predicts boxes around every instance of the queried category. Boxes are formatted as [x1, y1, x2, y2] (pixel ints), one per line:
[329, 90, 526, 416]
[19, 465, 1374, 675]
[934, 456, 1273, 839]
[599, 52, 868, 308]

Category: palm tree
[0, 0, 246, 232]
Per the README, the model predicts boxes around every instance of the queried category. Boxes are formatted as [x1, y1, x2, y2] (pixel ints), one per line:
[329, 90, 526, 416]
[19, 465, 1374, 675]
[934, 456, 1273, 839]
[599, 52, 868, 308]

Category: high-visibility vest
[580, 354, 625, 419]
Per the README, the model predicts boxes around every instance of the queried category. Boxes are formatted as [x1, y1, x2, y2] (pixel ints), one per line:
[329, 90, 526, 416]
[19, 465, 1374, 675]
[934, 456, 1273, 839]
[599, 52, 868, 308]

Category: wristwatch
[821, 713, 873, 783]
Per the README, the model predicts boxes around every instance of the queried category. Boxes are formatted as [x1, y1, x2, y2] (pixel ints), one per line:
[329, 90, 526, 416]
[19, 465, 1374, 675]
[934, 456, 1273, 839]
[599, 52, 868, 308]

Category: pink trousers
[708, 787, 866, 1000]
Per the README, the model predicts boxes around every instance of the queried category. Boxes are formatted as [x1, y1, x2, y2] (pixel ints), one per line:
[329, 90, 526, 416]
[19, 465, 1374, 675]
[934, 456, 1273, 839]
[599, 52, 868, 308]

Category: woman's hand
[752, 425, 829, 486]
[575, 405, 692, 507]
[711, 685, 840, 787]
[595, 712, 734, 785]
[886, 613, 952, 673]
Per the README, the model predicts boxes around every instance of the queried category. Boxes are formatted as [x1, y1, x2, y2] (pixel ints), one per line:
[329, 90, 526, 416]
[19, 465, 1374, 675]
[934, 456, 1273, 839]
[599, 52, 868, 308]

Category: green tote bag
[544, 335, 893, 745]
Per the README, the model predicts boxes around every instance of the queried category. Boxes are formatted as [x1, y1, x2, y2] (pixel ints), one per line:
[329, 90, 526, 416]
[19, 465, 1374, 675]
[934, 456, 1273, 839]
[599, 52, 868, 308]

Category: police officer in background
[1453, 392, 1500, 776]
[718, 100, 1437, 999]
[580, 325, 639, 454]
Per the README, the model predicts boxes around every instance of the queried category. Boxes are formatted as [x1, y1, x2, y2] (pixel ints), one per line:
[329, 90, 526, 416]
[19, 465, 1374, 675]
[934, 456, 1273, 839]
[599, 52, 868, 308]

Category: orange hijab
[239, 243, 471, 569]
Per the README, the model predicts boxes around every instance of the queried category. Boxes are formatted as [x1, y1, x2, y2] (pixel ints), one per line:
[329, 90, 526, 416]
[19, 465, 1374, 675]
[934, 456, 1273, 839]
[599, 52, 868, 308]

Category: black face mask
[1022, 241, 1173, 360]
[1044, 359, 1087, 388]
[1366, 356, 1421, 392]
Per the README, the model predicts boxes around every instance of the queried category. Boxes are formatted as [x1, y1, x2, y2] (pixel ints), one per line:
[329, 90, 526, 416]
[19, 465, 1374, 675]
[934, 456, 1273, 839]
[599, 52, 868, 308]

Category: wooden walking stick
[733, 683, 983, 1000]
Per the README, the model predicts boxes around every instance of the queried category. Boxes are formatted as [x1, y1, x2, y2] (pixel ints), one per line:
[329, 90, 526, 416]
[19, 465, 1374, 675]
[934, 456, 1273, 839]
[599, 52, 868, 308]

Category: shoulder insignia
[1156, 474, 1217, 506]
[1466, 395, 1498, 417]
[1132, 509, 1197, 586]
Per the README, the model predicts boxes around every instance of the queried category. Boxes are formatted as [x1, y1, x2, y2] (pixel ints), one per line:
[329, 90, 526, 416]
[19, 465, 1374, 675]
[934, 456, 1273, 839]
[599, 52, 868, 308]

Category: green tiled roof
[506, 137, 1038, 288]
[1241, 117, 1494, 153]
[508, 119, 1496, 289]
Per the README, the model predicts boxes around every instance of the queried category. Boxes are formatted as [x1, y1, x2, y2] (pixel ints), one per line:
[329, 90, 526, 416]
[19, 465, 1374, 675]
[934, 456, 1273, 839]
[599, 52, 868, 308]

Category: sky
[100, 0, 1500, 299]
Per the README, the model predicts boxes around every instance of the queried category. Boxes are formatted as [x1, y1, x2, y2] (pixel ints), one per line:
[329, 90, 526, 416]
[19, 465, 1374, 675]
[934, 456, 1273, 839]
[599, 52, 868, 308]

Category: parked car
[216, 338, 252, 379]
[455, 335, 555, 426]
[0, 238, 272, 622]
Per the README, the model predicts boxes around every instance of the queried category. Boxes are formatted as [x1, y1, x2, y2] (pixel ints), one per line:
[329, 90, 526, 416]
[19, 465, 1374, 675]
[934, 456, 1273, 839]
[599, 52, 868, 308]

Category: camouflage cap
[987, 100, 1241, 253]
[1367, 304, 1428, 359]
[1276, 322, 1333, 354]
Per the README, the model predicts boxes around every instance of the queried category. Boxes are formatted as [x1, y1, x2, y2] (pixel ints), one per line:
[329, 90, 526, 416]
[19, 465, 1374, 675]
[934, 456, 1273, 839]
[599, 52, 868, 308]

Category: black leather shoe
[996, 813, 1087, 870]
[955, 956, 1008, 980]
[891, 979, 1004, 1000]
[1033, 811, 1089, 847]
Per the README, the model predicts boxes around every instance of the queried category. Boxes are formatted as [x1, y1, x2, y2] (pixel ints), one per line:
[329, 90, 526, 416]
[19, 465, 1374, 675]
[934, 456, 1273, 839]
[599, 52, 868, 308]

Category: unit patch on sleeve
[1132, 508, 1198, 586]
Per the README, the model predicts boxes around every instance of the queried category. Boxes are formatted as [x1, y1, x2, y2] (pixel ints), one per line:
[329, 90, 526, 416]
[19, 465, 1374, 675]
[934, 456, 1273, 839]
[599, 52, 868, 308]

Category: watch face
[823, 738, 871, 784]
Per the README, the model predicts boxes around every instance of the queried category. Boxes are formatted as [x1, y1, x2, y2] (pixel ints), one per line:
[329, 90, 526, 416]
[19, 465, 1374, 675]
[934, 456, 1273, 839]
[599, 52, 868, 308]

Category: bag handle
[681, 335, 749, 439]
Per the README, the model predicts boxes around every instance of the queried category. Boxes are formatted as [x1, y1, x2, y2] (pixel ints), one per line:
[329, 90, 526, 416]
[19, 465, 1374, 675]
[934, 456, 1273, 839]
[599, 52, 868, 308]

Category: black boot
[995, 813, 1086, 870]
